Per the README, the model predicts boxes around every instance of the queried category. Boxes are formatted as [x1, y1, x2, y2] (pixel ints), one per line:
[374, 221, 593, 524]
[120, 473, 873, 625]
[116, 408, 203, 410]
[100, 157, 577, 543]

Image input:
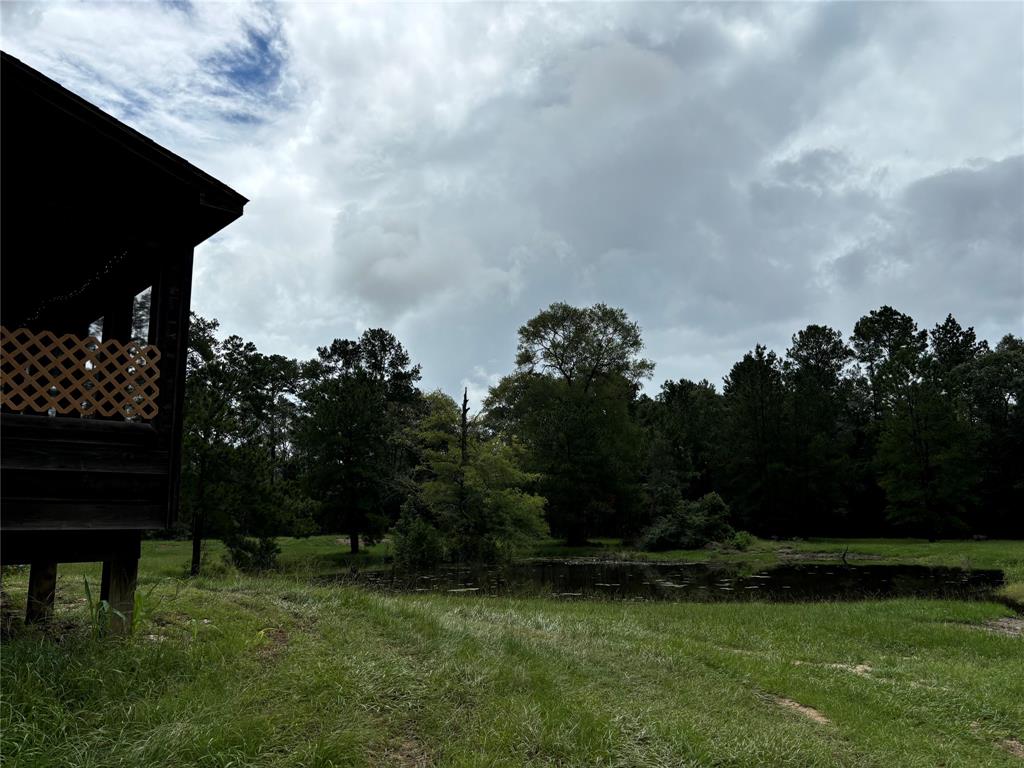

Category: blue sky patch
[207, 23, 285, 96]
[158, 0, 194, 17]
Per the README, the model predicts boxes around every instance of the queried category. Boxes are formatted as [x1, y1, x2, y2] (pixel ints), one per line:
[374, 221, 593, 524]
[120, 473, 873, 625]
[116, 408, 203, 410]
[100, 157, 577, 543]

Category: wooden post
[150, 245, 194, 529]
[25, 561, 57, 624]
[101, 293, 135, 343]
[100, 553, 138, 636]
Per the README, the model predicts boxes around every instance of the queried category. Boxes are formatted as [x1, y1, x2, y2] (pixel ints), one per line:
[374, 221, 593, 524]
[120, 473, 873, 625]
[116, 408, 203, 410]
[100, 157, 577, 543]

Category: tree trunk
[26, 562, 57, 625]
[190, 468, 206, 576]
[269, 437, 277, 486]
[460, 388, 470, 465]
[349, 531, 360, 555]
[565, 529, 587, 547]
[565, 516, 587, 547]
[458, 387, 470, 522]
[190, 509, 204, 576]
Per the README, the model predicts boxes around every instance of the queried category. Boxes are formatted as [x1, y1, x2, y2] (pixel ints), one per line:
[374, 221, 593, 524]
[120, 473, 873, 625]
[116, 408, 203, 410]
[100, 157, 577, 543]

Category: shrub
[730, 530, 755, 551]
[198, 553, 239, 579]
[393, 515, 445, 571]
[224, 535, 281, 572]
[637, 492, 734, 551]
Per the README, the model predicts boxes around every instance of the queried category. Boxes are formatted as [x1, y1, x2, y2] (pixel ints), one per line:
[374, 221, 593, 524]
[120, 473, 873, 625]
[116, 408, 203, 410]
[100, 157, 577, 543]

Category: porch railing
[0, 326, 160, 420]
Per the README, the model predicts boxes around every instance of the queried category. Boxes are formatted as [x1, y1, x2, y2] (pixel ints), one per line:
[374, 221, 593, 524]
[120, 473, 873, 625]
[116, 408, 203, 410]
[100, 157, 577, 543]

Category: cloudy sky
[3, 1, 1022, 404]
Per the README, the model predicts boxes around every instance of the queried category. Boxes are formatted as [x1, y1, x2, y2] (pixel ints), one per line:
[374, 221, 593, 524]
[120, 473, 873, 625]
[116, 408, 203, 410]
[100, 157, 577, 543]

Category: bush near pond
[638, 492, 735, 551]
[731, 529, 755, 551]
[392, 511, 446, 571]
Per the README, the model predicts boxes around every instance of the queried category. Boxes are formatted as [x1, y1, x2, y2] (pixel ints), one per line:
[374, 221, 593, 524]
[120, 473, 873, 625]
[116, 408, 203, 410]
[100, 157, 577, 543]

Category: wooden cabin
[0, 52, 247, 632]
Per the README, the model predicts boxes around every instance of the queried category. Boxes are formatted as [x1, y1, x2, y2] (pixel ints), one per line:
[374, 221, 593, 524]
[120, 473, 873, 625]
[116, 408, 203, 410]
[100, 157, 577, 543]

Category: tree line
[180, 303, 1022, 572]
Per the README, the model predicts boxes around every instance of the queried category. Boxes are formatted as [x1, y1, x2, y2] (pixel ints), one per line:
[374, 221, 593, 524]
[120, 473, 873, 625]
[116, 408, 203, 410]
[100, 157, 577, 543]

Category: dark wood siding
[1, 412, 168, 531]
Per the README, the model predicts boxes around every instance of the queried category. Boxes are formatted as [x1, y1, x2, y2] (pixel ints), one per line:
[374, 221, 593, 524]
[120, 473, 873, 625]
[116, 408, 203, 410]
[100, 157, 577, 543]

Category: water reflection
[335, 560, 1004, 602]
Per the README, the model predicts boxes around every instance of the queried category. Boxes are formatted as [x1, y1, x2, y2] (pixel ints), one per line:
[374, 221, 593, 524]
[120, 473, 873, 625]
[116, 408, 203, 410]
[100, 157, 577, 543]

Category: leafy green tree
[295, 329, 421, 553]
[784, 324, 855, 533]
[963, 334, 1023, 536]
[930, 314, 988, 399]
[653, 378, 723, 498]
[850, 305, 928, 416]
[487, 303, 650, 544]
[720, 345, 790, 533]
[514, 302, 654, 389]
[636, 379, 723, 535]
[182, 315, 235, 575]
[181, 316, 309, 574]
[636, 410, 687, 531]
[179, 300, 1022, 559]
[852, 308, 980, 538]
[504, 374, 643, 544]
[223, 338, 302, 479]
[845, 307, 930, 533]
[873, 379, 978, 538]
[409, 390, 547, 562]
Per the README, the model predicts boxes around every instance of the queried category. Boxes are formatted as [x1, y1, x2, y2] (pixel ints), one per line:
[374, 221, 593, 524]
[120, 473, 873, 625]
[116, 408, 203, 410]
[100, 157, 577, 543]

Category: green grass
[2, 537, 1022, 767]
[109, 536, 396, 581]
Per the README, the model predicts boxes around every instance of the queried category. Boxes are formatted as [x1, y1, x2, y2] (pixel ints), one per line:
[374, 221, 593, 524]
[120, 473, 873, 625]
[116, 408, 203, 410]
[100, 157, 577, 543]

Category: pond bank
[336, 559, 1006, 604]
[115, 534, 1024, 610]
[523, 536, 1024, 609]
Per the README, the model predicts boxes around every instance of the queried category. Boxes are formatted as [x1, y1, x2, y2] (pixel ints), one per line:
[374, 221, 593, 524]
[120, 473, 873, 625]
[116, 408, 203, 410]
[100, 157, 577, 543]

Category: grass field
[2, 537, 1022, 767]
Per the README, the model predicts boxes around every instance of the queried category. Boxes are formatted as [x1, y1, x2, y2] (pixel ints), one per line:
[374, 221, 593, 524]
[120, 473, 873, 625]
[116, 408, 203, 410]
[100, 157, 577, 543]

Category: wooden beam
[1, 500, 165, 531]
[1, 412, 158, 443]
[25, 561, 57, 624]
[2, 530, 141, 566]
[150, 246, 194, 529]
[100, 541, 138, 635]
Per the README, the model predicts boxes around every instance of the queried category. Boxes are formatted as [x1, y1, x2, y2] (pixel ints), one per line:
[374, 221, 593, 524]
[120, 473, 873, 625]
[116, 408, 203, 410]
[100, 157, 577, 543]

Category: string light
[25, 248, 131, 323]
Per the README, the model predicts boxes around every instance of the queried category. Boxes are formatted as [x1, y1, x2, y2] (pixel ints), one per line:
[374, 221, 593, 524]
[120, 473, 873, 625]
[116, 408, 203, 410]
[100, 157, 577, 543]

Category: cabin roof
[1, 51, 248, 328]
[1, 51, 248, 223]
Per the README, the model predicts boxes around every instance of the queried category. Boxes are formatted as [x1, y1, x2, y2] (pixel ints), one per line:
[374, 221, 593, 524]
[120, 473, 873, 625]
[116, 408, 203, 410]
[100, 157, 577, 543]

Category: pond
[339, 560, 1004, 602]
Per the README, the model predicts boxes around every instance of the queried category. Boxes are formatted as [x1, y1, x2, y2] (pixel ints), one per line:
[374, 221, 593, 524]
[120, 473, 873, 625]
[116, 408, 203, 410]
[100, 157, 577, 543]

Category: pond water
[340, 560, 1004, 602]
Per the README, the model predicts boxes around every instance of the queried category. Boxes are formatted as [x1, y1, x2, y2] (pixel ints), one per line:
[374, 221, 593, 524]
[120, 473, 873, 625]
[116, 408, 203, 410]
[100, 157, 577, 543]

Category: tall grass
[1, 537, 1021, 767]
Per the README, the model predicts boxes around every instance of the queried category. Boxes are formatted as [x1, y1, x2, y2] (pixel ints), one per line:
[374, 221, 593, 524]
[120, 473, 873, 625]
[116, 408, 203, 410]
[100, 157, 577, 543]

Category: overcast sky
[4, 2, 1022, 405]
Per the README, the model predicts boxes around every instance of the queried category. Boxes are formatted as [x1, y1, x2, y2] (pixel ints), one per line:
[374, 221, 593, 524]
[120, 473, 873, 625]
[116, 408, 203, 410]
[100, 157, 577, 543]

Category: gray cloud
[3, 2, 1021, 403]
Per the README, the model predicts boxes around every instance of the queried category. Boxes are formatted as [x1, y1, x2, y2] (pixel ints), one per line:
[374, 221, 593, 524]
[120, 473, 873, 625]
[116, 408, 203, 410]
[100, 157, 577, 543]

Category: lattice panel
[0, 326, 160, 420]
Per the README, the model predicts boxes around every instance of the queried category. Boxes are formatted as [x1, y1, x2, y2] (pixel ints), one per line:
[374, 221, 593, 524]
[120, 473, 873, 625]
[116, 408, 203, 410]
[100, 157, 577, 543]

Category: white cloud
[4, 1, 1021, 394]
